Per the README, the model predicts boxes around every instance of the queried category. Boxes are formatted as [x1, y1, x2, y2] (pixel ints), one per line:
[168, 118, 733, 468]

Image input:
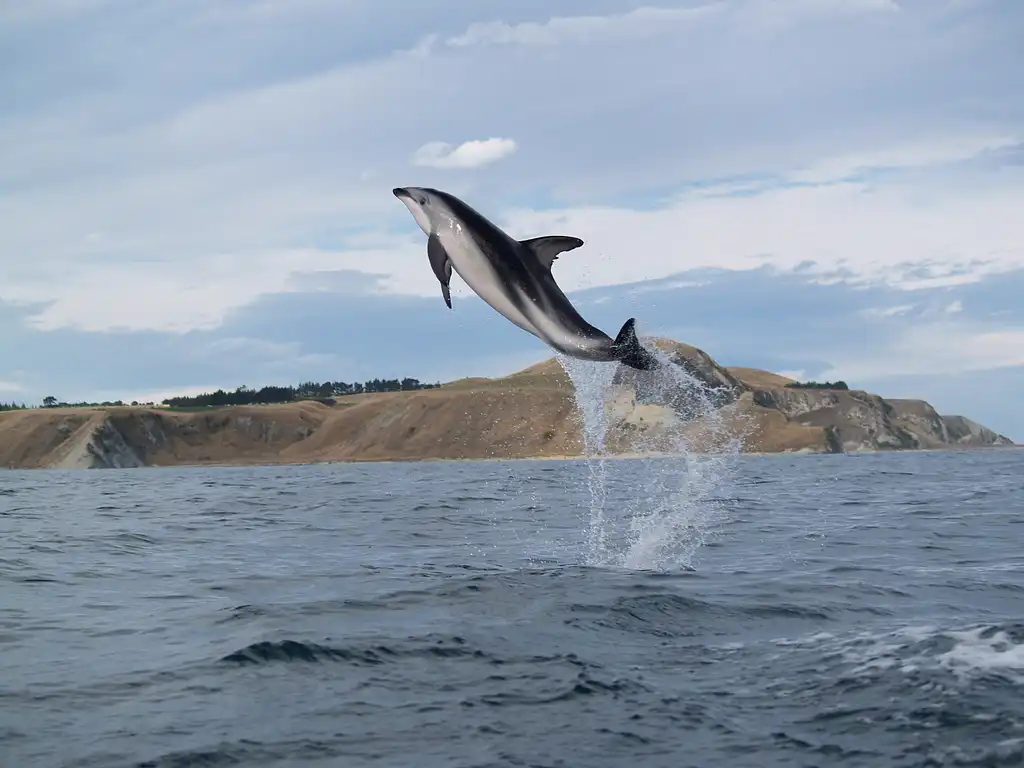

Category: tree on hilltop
[160, 375, 441, 409]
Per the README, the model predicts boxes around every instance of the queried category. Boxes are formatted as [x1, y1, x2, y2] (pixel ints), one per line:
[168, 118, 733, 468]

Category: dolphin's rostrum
[393, 186, 659, 371]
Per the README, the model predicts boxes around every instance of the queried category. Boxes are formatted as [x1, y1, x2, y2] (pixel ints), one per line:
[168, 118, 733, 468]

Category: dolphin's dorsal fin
[427, 234, 453, 309]
[519, 236, 584, 271]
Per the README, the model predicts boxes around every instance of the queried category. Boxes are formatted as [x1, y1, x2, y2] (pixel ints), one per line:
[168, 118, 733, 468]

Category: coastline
[3, 442, 1017, 472]
[1, 339, 1015, 470]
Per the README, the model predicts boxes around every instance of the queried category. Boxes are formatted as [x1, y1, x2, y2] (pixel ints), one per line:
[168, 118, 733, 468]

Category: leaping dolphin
[392, 186, 660, 371]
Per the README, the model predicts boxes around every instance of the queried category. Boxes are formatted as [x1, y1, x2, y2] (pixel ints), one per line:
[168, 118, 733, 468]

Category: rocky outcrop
[886, 399, 951, 448]
[613, 339, 745, 418]
[941, 415, 1014, 447]
[0, 336, 1015, 469]
[51, 416, 146, 469]
[749, 387, 918, 452]
[736, 389, 1014, 453]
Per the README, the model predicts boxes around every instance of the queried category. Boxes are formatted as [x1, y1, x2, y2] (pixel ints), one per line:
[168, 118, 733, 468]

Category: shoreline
[2, 443, 1018, 472]
[2, 342, 1016, 469]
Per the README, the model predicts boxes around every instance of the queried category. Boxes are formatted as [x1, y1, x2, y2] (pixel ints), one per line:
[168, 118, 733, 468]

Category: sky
[1, 0, 1023, 441]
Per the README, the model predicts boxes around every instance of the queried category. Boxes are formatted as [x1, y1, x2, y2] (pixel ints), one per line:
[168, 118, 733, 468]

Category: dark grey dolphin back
[519, 236, 584, 270]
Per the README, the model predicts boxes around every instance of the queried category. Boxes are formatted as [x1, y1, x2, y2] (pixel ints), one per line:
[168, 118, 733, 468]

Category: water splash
[557, 342, 748, 571]
[556, 356, 618, 564]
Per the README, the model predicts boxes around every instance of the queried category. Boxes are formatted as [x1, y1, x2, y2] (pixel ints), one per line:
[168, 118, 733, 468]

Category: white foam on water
[776, 623, 1024, 685]
[937, 626, 1024, 679]
[556, 343, 748, 571]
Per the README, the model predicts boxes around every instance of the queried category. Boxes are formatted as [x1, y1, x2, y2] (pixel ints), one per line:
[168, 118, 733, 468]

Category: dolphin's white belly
[437, 227, 540, 336]
[524, 302, 603, 354]
[437, 222, 611, 357]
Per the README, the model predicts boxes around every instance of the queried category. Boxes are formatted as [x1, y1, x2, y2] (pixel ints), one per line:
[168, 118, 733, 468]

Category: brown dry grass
[726, 367, 798, 390]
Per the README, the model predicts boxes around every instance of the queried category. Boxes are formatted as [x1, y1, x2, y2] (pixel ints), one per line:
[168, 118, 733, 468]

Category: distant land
[0, 338, 1016, 469]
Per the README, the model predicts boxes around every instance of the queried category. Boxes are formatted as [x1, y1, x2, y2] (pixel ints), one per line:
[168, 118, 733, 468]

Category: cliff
[0, 338, 1015, 469]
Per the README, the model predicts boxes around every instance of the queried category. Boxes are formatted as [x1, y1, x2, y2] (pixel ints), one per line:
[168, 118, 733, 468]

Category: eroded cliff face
[51, 416, 146, 469]
[1, 404, 334, 469]
[942, 415, 1015, 447]
[749, 387, 916, 452]
[0, 410, 94, 468]
[741, 390, 1014, 452]
[0, 337, 1014, 469]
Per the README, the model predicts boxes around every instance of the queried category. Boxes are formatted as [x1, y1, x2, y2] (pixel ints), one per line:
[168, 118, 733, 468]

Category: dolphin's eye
[418, 197, 428, 205]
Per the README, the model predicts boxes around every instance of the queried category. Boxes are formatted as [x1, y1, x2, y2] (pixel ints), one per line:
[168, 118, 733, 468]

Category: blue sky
[2, 0, 1023, 441]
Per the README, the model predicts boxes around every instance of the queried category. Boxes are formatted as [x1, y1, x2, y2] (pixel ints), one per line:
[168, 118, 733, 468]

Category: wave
[219, 635, 559, 667]
[133, 739, 344, 768]
[221, 639, 396, 665]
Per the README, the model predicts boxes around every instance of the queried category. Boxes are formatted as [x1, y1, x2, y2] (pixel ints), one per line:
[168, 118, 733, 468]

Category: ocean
[1, 449, 1023, 767]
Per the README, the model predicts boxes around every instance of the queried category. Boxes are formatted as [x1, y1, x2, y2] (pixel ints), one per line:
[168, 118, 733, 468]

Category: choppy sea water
[2, 449, 1023, 767]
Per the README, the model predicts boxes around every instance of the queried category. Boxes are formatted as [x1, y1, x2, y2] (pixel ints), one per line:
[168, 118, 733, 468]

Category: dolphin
[392, 186, 660, 371]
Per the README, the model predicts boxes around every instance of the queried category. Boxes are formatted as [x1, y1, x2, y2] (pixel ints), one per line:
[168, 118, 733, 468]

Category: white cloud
[731, 0, 900, 34]
[482, 163, 1024, 298]
[444, 5, 720, 48]
[628, 279, 712, 295]
[822, 322, 1024, 381]
[87, 383, 222, 405]
[443, 0, 896, 49]
[1, 250, 391, 333]
[0, 381, 25, 394]
[196, 336, 333, 365]
[860, 305, 916, 318]
[788, 133, 1019, 184]
[412, 138, 518, 169]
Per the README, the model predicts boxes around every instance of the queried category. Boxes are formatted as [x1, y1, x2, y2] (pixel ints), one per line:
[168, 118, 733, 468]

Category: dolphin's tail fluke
[612, 318, 661, 371]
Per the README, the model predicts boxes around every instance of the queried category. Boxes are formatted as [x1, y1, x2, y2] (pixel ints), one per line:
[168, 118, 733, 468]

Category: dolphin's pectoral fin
[519, 236, 585, 272]
[427, 234, 453, 309]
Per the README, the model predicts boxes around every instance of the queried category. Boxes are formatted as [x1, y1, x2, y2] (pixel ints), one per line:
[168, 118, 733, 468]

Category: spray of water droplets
[557, 342, 748, 571]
